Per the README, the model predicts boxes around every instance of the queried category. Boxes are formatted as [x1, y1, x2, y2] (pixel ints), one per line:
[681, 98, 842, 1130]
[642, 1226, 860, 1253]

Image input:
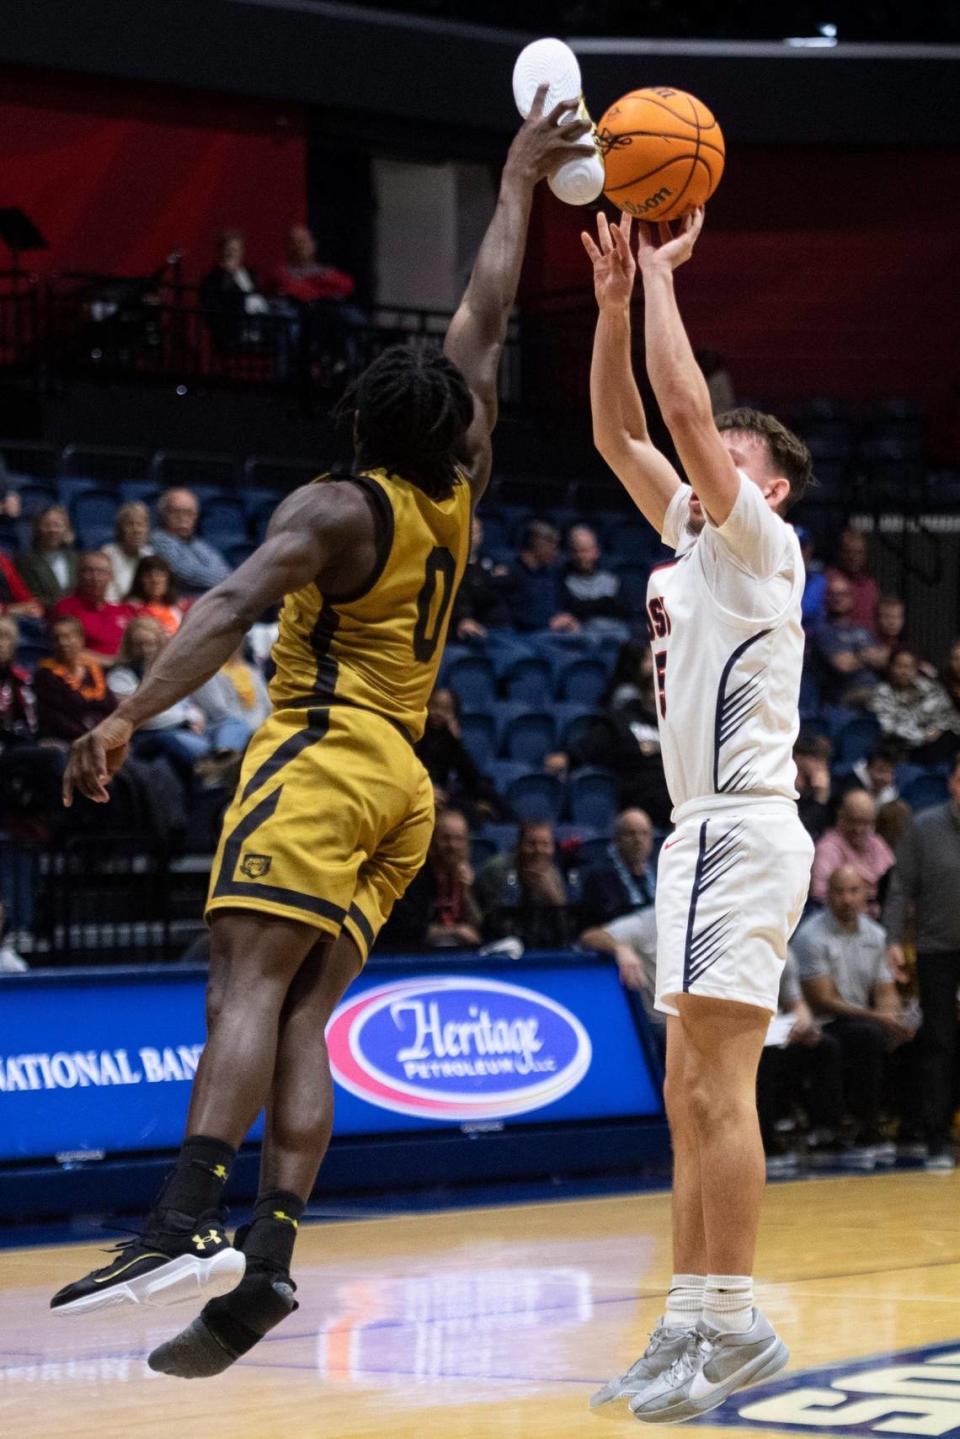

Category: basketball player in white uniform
[582, 209, 814, 1424]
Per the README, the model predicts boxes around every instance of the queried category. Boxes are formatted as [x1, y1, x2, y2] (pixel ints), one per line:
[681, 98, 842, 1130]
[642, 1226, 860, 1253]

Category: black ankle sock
[155, 1136, 237, 1222]
[203, 1272, 298, 1358]
[240, 1189, 305, 1275]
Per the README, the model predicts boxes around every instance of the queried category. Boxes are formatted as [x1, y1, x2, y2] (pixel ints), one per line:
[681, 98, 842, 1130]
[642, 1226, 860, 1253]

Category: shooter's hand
[581, 211, 636, 310]
[636, 206, 705, 274]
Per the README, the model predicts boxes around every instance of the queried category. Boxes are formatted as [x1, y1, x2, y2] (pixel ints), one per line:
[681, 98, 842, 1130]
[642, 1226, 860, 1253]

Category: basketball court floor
[2, 1170, 959, 1439]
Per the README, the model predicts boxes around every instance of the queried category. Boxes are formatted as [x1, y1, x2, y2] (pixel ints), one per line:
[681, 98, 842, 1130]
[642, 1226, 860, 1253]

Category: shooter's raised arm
[581, 211, 682, 532]
[444, 85, 592, 500]
[636, 207, 741, 527]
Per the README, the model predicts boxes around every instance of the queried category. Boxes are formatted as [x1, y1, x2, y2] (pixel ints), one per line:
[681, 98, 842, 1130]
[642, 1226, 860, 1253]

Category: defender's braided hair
[343, 343, 474, 500]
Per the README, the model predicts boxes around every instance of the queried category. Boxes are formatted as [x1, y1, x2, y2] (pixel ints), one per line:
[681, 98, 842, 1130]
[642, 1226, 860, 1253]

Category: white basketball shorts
[655, 797, 813, 1016]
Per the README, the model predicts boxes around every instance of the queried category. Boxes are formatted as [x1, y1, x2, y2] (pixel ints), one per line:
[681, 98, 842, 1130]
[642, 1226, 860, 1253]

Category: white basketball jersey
[645, 474, 805, 816]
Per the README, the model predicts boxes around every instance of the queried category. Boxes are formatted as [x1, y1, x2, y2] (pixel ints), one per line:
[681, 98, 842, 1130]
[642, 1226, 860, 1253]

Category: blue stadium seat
[505, 772, 564, 824]
[577, 834, 613, 869]
[119, 480, 162, 509]
[460, 711, 497, 770]
[894, 762, 926, 793]
[445, 655, 496, 709]
[557, 656, 608, 706]
[607, 517, 659, 563]
[241, 487, 284, 519]
[56, 477, 103, 507]
[17, 483, 57, 518]
[835, 714, 881, 765]
[480, 822, 518, 857]
[554, 705, 601, 754]
[476, 511, 507, 552]
[567, 767, 618, 830]
[14, 640, 51, 674]
[226, 540, 258, 569]
[502, 710, 556, 765]
[490, 759, 534, 794]
[615, 562, 650, 613]
[71, 489, 120, 538]
[469, 834, 498, 868]
[200, 497, 248, 546]
[902, 772, 948, 813]
[500, 656, 553, 704]
[76, 524, 115, 552]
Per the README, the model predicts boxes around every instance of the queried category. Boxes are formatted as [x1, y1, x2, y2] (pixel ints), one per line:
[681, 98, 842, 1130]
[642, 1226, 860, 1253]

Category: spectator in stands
[200, 229, 270, 350]
[477, 820, 570, 949]
[580, 903, 662, 1047]
[51, 551, 135, 664]
[415, 687, 504, 824]
[812, 573, 886, 707]
[194, 644, 271, 751]
[108, 615, 211, 783]
[508, 521, 577, 633]
[127, 555, 184, 635]
[0, 549, 42, 623]
[797, 527, 827, 630]
[876, 798, 913, 856]
[826, 528, 880, 631]
[0, 617, 36, 749]
[578, 807, 655, 929]
[102, 501, 152, 604]
[796, 865, 915, 1161]
[939, 637, 960, 722]
[559, 524, 630, 639]
[884, 751, 960, 1170]
[273, 223, 356, 307]
[152, 488, 231, 598]
[380, 809, 482, 951]
[548, 642, 672, 827]
[849, 740, 901, 808]
[871, 648, 960, 763]
[811, 789, 895, 916]
[0, 901, 27, 973]
[16, 504, 78, 606]
[793, 731, 833, 841]
[34, 616, 116, 741]
[453, 514, 516, 639]
[695, 348, 736, 415]
[756, 952, 844, 1171]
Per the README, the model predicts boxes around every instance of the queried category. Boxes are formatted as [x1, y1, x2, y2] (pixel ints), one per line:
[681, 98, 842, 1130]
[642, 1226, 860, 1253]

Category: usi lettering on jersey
[644, 475, 805, 812]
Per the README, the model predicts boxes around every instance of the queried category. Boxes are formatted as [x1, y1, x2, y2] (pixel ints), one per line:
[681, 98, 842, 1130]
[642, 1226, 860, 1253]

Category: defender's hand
[636, 206, 705, 273]
[506, 84, 594, 185]
[581, 212, 636, 310]
[63, 713, 134, 806]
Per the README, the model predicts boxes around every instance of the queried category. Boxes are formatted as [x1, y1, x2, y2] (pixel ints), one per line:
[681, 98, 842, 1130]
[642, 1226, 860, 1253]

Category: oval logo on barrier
[327, 976, 593, 1121]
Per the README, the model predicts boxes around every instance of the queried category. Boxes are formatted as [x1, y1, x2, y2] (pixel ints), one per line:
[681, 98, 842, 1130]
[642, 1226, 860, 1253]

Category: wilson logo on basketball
[326, 977, 592, 1121]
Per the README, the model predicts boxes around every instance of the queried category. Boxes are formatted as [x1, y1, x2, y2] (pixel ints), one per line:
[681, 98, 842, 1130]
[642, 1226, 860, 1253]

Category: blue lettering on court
[703, 1340, 960, 1437]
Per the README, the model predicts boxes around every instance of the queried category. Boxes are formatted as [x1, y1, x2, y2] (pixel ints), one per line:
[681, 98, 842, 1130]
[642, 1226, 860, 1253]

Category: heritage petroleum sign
[326, 975, 593, 1121]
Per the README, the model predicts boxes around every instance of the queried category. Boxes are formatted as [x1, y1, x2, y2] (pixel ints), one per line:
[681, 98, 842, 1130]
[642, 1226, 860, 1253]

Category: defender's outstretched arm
[62, 484, 376, 804]
[582, 212, 681, 533]
[444, 85, 592, 501]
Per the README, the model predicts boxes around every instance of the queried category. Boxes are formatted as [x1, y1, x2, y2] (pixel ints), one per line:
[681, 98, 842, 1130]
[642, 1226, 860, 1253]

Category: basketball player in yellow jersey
[49, 90, 592, 1377]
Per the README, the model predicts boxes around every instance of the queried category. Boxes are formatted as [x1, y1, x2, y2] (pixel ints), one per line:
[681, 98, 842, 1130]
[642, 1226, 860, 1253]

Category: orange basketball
[596, 87, 725, 222]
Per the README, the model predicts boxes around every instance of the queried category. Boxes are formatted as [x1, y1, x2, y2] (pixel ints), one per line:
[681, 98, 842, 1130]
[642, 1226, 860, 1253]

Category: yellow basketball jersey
[269, 469, 471, 741]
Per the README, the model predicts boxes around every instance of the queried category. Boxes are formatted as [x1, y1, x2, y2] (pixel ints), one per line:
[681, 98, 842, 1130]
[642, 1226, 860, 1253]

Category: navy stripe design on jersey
[713, 630, 771, 793]
[682, 820, 748, 991]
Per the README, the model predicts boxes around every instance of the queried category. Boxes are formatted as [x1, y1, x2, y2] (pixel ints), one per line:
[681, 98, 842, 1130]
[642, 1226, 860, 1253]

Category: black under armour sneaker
[50, 1209, 245, 1317]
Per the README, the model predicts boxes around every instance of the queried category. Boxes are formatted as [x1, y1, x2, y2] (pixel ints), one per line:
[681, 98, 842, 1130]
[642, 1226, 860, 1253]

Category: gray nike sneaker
[589, 1319, 695, 1411]
[629, 1309, 788, 1425]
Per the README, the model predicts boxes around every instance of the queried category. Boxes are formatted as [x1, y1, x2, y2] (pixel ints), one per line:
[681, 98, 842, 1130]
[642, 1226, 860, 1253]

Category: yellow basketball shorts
[206, 704, 434, 962]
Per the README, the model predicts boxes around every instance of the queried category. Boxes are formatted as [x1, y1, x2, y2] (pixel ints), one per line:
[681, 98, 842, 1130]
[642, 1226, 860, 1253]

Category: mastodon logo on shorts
[239, 853, 272, 879]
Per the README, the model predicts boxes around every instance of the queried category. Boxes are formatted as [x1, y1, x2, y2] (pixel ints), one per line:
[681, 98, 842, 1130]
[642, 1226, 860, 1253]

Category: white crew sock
[702, 1274, 754, 1333]
[663, 1273, 706, 1331]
